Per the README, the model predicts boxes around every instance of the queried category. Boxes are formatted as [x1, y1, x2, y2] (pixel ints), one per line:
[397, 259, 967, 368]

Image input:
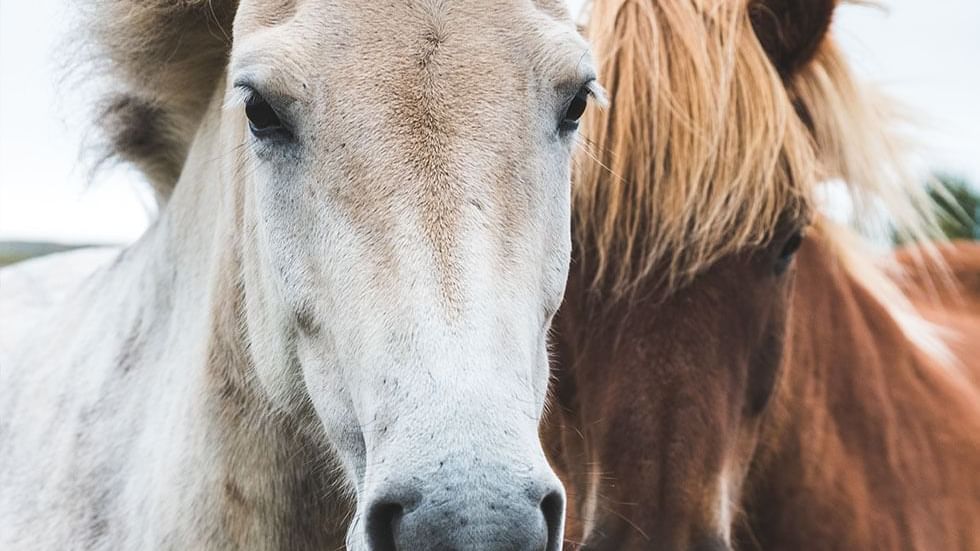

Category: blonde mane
[575, 0, 940, 296]
[82, 0, 238, 199]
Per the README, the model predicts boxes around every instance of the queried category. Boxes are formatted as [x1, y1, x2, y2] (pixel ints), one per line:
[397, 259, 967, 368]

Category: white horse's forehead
[233, 0, 587, 74]
[230, 0, 594, 141]
[235, 0, 572, 28]
[230, 0, 594, 204]
[231, 0, 589, 311]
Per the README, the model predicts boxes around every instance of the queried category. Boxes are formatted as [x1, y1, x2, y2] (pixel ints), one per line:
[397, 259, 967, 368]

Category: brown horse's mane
[81, 0, 239, 199]
[574, 0, 941, 296]
[567, 1, 980, 546]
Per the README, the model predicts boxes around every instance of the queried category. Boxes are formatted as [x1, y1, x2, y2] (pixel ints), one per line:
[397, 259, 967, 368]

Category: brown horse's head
[552, 225, 807, 550]
[547, 0, 841, 548]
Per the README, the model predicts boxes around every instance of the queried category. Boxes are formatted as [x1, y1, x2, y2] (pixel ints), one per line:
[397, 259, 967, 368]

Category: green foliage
[929, 174, 980, 241]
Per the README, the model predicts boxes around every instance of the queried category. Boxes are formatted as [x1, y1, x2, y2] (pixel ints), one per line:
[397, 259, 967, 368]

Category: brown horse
[544, 0, 980, 549]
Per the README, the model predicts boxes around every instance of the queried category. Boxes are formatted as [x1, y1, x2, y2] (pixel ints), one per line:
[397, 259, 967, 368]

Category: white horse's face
[229, 1, 599, 548]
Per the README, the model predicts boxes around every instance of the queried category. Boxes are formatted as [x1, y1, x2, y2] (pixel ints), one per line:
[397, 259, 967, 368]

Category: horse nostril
[365, 501, 403, 551]
[365, 477, 562, 550]
[540, 490, 566, 551]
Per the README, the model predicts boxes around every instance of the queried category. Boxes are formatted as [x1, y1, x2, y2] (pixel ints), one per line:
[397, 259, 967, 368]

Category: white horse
[0, 1, 602, 549]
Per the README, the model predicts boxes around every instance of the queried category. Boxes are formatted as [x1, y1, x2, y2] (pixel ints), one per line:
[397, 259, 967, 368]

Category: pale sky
[1, 0, 978, 245]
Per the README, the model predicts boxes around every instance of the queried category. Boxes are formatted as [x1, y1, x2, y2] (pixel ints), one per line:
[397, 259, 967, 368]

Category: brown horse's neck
[741, 233, 980, 550]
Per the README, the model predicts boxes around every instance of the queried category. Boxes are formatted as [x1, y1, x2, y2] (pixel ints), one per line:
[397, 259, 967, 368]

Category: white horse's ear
[749, 0, 836, 77]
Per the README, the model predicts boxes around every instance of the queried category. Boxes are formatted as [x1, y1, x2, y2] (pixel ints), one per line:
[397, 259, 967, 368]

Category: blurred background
[1, 0, 978, 265]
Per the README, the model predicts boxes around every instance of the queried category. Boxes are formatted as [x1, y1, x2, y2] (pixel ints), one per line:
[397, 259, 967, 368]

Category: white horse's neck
[0, 83, 350, 550]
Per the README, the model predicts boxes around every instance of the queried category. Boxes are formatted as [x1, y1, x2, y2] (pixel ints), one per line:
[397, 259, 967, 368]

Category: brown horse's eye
[244, 92, 289, 140]
[559, 86, 591, 133]
[774, 231, 804, 275]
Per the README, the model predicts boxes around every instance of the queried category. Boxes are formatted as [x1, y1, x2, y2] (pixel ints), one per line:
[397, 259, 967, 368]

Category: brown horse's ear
[749, 0, 837, 77]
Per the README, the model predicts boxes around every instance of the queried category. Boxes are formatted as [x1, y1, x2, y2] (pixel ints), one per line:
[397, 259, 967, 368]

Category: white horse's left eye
[559, 86, 592, 133]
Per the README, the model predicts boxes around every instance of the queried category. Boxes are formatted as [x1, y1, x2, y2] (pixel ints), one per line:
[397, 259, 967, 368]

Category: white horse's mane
[81, 0, 238, 199]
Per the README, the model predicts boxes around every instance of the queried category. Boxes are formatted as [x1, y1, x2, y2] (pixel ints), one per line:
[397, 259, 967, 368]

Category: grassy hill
[0, 241, 95, 267]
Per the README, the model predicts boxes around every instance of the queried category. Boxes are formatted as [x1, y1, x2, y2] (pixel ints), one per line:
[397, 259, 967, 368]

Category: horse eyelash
[225, 83, 257, 111]
[585, 80, 609, 109]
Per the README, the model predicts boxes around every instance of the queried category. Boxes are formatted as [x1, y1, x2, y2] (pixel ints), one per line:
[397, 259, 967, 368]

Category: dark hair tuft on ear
[750, 0, 837, 78]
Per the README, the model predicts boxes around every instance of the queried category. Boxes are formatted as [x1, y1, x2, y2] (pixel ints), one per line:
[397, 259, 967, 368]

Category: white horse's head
[227, 1, 600, 548]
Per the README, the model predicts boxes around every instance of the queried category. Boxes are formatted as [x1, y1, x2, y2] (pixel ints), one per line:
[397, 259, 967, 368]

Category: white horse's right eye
[244, 91, 290, 140]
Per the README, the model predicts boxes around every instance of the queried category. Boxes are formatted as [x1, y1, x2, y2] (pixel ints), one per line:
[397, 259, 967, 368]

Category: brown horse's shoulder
[894, 241, 980, 302]
[755, 237, 980, 550]
[890, 241, 980, 385]
[937, 241, 980, 299]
